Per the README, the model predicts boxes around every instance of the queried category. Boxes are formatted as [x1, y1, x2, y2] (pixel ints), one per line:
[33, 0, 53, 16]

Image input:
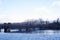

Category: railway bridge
[0, 23, 39, 33]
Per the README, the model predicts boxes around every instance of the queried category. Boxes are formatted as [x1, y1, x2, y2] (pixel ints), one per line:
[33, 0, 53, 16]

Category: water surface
[0, 30, 60, 40]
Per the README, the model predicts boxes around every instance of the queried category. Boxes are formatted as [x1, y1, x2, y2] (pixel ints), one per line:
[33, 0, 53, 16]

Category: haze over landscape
[0, 0, 60, 40]
[0, 0, 60, 23]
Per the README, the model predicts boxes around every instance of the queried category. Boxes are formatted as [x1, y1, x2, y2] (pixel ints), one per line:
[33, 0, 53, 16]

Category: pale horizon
[0, 0, 60, 23]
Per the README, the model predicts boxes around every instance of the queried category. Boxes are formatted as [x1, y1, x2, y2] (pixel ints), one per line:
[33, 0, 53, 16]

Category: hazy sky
[0, 0, 60, 23]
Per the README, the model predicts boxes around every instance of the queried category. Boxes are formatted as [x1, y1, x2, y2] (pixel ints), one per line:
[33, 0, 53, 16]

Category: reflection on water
[0, 29, 60, 35]
[32, 30, 60, 35]
[43, 30, 56, 35]
[0, 29, 19, 33]
[0, 30, 60, 40]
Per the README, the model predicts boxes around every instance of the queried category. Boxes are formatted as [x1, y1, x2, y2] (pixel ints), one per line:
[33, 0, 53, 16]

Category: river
[0, 30, 60, 40]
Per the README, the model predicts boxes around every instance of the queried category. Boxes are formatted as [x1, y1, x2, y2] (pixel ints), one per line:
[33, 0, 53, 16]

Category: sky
[0, 0, 60, 23]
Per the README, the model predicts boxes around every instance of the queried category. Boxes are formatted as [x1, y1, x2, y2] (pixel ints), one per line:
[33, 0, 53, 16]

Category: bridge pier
[4, 28, 7, 32]
[26, 28, 31, 32]
[4, 23, 11, 33]
[4, 28, 10, 32]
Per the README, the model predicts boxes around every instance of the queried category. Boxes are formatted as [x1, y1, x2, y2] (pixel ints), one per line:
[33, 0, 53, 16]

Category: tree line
[0, 18, 60, 30]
